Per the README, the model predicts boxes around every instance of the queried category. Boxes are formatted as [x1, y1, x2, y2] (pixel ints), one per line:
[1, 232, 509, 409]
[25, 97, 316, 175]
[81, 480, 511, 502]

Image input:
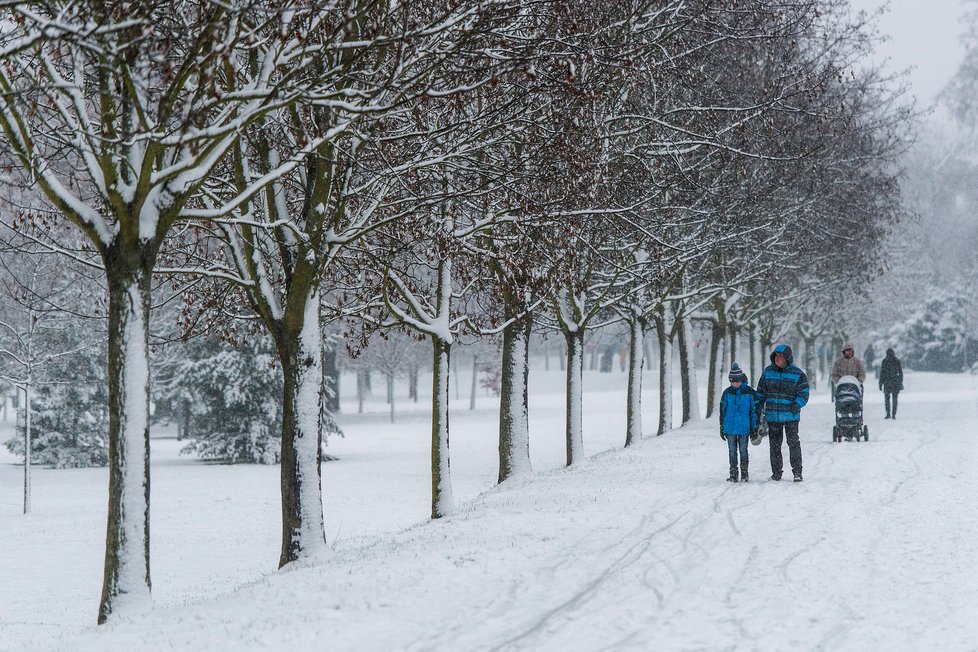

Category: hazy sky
[848, 0, 969, 104]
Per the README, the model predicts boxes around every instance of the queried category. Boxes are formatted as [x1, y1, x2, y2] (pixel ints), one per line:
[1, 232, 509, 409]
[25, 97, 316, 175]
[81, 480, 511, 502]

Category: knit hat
[728, 362, 748, 383]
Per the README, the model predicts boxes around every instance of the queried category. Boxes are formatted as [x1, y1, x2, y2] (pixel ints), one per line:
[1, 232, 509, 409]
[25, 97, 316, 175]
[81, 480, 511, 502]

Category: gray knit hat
[728, 362, 748, 383]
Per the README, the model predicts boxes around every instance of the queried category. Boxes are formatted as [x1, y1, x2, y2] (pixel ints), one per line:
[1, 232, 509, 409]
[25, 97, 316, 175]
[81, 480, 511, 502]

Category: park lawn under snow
[2, 367, 977, 651]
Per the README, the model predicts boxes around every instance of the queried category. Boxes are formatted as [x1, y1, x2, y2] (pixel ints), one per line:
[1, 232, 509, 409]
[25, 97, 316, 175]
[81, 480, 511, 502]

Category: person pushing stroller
[719, 362, 759, 482]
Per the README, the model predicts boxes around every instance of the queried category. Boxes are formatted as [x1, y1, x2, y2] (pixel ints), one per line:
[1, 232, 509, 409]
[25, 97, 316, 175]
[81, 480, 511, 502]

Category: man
[830, 342, 867, 385]
[878, 347, 904, 419]
[756, 344, 810, 482]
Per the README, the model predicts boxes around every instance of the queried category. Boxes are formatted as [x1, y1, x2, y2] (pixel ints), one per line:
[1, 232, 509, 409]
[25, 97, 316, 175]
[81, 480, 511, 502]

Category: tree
[0, 1, 343, 622]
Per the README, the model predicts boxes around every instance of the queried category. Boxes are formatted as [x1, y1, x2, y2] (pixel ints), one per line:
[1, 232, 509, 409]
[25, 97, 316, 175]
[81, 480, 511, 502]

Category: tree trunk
[99, 259, 154, 624]
[431, 336, 454, 518]
[356, 370, 364, 414]
[388, 373, 395, 423]
[678, 318, 691, 425]
[565, 328, 585, 464]
[409, 364, 418, 403]
[277, 293, 327, 568]
[656, 317, 674, 436]
[705, 318, 723, 419]
[323, 344, 340, 413]
[23, 380, 31, 514]
[748, 322, 761, 383]
[804, 336, 817, 387]
[625, 313, 644, 447]
[469, 353, 479, 411]
[498, 315, 532, 482]
[728, 322, 738, 364]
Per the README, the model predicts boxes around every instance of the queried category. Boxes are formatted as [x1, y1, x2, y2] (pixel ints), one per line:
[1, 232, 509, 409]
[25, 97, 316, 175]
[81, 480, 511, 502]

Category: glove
[720, 432, 727, 441]
[750, 428, 757, 437]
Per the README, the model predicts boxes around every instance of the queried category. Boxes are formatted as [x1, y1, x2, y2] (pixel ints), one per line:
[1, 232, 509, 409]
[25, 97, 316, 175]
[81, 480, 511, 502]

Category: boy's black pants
[768, 421, 802, 476]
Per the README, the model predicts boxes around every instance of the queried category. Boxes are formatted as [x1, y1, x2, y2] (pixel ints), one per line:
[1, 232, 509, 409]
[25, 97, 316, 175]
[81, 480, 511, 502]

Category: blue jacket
[720, 383, 759, 436]
[756, 344, 809, 423]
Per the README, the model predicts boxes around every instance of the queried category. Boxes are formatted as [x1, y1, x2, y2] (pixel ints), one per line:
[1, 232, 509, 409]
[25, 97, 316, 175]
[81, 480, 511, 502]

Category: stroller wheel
[863, 425, 869, 442]
[832, 426, 839, 442]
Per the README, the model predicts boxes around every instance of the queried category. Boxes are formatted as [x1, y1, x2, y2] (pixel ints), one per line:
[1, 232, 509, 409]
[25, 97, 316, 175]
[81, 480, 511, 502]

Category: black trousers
[885, 391, 899, 417]
[768, 421, 802, 476]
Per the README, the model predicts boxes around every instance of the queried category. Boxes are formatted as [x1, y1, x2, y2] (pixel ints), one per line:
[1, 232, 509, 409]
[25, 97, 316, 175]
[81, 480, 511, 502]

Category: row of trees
[0, 0, 910, 624]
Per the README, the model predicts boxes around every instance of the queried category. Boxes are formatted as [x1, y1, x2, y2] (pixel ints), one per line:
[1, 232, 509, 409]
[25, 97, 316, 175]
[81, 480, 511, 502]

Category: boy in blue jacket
[719, 362, 759, 482]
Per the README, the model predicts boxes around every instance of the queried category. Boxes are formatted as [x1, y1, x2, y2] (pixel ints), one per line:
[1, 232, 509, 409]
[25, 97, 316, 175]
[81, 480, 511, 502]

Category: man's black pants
[885, 391, 898, 417]
[768, 421, 802, 477]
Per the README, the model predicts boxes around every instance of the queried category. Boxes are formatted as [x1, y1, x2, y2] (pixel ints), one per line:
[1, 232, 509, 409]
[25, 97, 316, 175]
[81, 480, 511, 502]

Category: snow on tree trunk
[681, 316, 700, 423]
[99, 266, 153, 624]
[498, 314, 532, 482]
[564, 328, 585, 464]
[277, 294, 327, 568]
[431, 336, 454, 518]
[656, 317, 674, 436]
[625, 312, 644, 447]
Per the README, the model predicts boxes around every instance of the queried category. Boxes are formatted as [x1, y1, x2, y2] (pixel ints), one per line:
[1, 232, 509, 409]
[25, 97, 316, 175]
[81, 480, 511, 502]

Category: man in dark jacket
[756, 344, 810, 482]
[879, 348, 904, 419]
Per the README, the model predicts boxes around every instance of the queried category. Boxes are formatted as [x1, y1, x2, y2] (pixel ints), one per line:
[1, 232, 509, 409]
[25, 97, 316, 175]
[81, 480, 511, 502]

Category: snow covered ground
[1, 367, 977, 651]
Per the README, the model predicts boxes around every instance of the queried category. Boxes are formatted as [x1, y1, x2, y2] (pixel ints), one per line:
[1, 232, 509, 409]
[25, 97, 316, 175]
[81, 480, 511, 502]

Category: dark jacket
[879, 351, 904, 392]
[720, 383, 760, 436]
[756, 344, 810, 423]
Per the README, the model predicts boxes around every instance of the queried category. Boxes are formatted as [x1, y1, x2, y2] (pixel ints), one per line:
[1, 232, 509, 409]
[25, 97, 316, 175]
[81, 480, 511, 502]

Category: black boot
[740, 464, 749, 482]
[727, 466, 738, 482]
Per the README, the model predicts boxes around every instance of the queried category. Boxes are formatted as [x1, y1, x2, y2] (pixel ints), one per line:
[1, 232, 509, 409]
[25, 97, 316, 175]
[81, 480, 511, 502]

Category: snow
[110, 283, 152, 618]
[290, 291, 328, 563]
[2, 369, 977, 651]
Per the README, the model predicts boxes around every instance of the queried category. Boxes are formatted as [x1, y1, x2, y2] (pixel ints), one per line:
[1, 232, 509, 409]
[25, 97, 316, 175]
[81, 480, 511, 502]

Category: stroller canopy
[835, 375, 863, 400]
[836, 375, 862, 390]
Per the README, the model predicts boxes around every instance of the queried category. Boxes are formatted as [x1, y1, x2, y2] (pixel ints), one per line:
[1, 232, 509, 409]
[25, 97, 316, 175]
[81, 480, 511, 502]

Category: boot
[727, 466, 738, 482]
[740, 464, 749, 482]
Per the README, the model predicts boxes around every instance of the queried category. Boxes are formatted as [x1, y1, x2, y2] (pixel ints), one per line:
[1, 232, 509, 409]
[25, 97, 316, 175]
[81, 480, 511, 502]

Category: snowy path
[3, 372, 978, 651]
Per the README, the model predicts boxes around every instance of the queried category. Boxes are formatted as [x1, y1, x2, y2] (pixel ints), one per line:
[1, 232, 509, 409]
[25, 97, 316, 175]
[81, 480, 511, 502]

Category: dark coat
[756, 344, 810, 423]
[879, 352, 903, 393]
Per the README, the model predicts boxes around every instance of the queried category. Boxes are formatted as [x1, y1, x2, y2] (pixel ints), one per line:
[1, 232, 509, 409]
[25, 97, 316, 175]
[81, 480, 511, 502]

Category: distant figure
[863, 343, 876, 375]
[719, 362, 759, 483]
[756, 345, 809, 482]
[879, 348, 904, 419]
[831, 342, 867, 385]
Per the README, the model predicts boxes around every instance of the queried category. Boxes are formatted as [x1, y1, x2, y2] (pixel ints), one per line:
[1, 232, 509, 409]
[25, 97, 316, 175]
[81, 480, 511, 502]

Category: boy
[719, 362, 759, 482]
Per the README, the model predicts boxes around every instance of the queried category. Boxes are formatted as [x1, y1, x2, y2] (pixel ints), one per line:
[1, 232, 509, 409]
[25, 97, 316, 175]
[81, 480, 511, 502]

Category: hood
[770, 344, 794, 366]
[885, 348, 895, 358]
[842, 342, 855, 353]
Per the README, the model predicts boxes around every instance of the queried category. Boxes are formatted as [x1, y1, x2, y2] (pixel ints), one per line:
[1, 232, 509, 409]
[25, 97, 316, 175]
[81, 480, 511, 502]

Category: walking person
[830, 342, 867, 385]
[719, 362, 759, 482]
[879, 348, 904, 419]
[756, 344, 810, 482]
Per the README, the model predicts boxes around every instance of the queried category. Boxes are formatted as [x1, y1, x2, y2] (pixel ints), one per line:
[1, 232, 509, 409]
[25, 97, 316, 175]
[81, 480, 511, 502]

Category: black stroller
[833, 375, 868, 442]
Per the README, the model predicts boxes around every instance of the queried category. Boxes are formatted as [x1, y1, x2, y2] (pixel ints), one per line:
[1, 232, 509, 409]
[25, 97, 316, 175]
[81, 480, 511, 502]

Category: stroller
[833, 375, 868, 442]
